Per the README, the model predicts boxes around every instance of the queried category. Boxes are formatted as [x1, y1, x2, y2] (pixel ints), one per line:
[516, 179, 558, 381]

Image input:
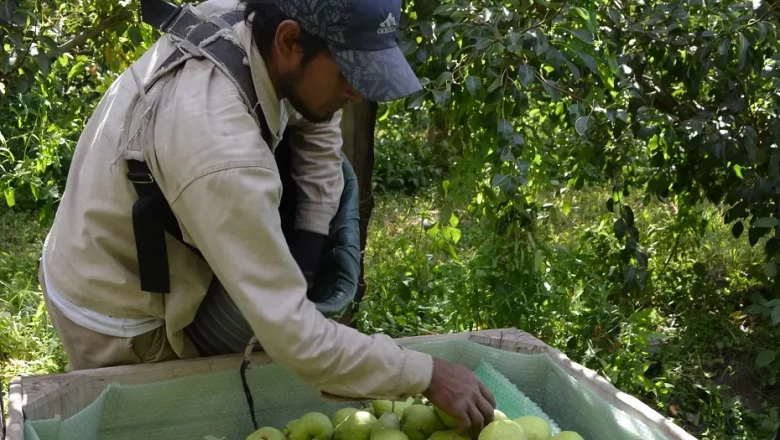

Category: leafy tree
[0, 0, 157, 217]
[398, 0, 780, 310]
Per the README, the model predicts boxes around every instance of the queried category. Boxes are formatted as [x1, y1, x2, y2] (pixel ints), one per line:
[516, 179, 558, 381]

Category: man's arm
[171, 163, 432, 398]
[285, 107, 345, 236]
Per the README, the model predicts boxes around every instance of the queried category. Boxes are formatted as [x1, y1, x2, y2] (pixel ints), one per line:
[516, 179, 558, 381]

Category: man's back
[43, 0, 275, 357]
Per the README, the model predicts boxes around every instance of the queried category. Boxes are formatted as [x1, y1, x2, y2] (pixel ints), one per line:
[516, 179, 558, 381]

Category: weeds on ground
[358, 186, 780, 439]
[0, 210, 65, 413]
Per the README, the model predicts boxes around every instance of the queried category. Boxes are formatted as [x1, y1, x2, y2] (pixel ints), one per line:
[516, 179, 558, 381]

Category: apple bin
[4, 329, 696, 440]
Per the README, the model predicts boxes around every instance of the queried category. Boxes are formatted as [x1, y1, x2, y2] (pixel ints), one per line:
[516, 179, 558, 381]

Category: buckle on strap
[127, 170, 155, 184]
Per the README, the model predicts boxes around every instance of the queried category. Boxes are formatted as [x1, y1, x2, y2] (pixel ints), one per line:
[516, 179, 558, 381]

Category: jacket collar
[236, 18, 287, 145]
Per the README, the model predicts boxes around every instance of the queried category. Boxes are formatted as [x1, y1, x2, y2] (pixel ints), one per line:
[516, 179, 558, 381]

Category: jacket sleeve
[156, 72, 433, 399]
[170, 166, 432, 399]
[285, 107, 345, 235]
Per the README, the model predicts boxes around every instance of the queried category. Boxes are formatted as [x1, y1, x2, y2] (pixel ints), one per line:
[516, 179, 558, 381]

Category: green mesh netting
[23, 339, 678, 440]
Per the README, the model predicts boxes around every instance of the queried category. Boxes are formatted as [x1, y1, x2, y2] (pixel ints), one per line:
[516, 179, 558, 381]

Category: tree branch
[635, 74, 699, 120]
[47, 7, 133, 58]
[525, 0, 568, 33]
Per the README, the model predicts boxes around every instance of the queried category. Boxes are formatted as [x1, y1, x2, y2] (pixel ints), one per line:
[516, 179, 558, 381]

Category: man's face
[273, 21, 362, 123]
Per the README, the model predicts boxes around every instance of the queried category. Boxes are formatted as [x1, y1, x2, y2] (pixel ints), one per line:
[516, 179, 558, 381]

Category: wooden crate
[4, 328, 695, 440]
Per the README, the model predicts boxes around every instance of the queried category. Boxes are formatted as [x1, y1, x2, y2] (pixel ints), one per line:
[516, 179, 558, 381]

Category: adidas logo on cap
[377, 13, 397, 34]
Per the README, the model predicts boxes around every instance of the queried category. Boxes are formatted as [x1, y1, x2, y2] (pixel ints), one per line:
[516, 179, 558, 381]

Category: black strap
[140, 0, 182, 31]
[130, 5, 270, 293]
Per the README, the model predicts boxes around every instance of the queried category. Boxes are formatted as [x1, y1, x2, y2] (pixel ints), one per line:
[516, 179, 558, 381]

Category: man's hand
[423, 357, 496, 438]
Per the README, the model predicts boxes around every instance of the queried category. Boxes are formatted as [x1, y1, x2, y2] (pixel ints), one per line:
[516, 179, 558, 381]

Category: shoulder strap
[128, 4, 269, 293]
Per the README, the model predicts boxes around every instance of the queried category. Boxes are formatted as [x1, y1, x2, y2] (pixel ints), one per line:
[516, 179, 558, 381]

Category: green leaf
[744, 126, 758, 164]
[577, 52, 598, 73]
[693, 262, 707, 277]
[450, 227, 462, 244]
[575, 116, 589, 136]
[533, 31, 549, 56]
[606, 198, 615, 212]
[518, 64, 535, 87]
[621, 205, 635, 227]
[737, 32, 750, 69]
[772, 306, 780, 326]
[487, 75, 503, 93]
[732, 221, 744, 238]
[765, 261, 777, 278]
[465, 76, 481, 96]
[4, 187, 14, 207]
[34, 53, 49, 76]
[573, 7, 590, 22]
[433, 4, 455, 16]
[476, 38, 493, 51]
[497, 119, 513, 137]
[541, 78, 561, 101]
[68, 60, 85, 79]
[0, 2, 15, 22]
[492, 173, 508, 188]
[432, 90, 448, 105]
[567, 28, 594, 45]
[377, 105, 390, 121]
[436, 71, 453, 86]
[607, 7, 621, 24]
[717, 38, 730, 66]
[407, 91, 426, 109]
[754, 217, 779, 228]
[614, 218, 627, 239]
[756, 349, 776, 368]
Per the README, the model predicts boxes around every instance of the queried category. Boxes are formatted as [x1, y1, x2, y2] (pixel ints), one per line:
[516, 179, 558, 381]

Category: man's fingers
[476, 394, 494, 424]
[467, 404, 486, 437]
[455, 408, 472, 435]
[478, 381, 496, 408]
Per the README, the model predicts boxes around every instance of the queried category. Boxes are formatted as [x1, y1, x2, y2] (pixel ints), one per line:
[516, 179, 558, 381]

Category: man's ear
[274, 20, 304, 65]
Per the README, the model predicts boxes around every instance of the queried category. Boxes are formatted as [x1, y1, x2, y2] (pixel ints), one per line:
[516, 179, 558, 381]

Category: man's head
[241, 0, 421, 123]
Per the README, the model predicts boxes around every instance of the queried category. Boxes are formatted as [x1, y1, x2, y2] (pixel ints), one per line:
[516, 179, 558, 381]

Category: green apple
[283, 419, 299, 437]
[427, 429, 470, 439]
[371, 412, 401, 435]
[372, 397, 415, 418]
[246, 427, 286, 440]
[332, 407, 359, 429]
[333, 410, 377, 440]
[435, 407, 507, 429]
[400, 404, 445, 440]
[370, 429, 409, 440]
[551, 432, 584, 440]
[362, 404, 377, 417]
[288, 412, 333, 440]
[432, 406, 457, 429]
[478, 420, 528, 440]
[513, 416, 551, 440]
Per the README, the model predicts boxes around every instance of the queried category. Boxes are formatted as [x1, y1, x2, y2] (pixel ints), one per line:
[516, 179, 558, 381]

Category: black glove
[288, 229, 328, 292]
[308, 153, 360, 317]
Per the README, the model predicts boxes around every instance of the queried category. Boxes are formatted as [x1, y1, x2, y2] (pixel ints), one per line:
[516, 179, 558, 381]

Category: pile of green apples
[245, 396, 586, 440]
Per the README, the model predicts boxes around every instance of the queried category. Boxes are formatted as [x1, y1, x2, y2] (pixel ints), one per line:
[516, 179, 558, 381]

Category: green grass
[358, 186, 780, 439]
[0, 209, 66, 413]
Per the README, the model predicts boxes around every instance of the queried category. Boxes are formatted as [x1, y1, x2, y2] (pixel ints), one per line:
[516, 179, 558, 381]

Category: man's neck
[262, 54, 284, 102]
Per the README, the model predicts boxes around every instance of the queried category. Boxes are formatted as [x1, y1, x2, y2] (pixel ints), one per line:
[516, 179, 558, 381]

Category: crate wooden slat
[5, 328, 695, 440]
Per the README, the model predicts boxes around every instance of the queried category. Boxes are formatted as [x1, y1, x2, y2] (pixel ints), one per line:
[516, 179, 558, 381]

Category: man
[40, 0, 496, 434]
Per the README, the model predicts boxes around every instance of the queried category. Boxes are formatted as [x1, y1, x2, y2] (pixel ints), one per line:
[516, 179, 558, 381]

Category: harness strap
[130, 5, 270, 293]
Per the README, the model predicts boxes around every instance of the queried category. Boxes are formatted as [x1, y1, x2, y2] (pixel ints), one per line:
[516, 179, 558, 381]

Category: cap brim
[331, 45, 422, 102]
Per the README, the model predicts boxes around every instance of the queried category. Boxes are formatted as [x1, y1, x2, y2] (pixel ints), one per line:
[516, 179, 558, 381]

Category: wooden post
[339, 100, 378, 327]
